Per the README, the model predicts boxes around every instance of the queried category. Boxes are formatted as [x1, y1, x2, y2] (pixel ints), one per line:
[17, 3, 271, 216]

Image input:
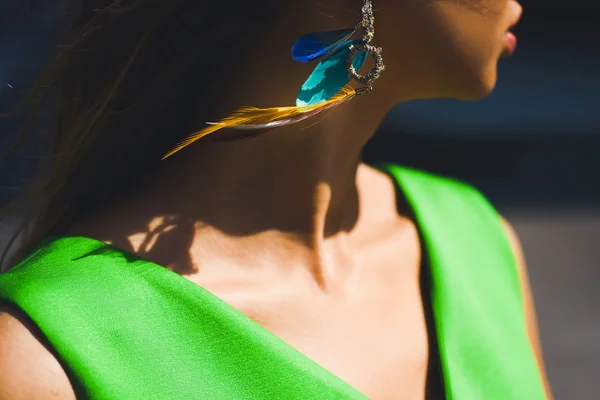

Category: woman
[0, 0, 552, 399]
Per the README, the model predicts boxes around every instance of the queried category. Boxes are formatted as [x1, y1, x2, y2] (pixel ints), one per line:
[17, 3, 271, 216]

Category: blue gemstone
[296, 40, 367, 106]
[291, 28, 355, 62]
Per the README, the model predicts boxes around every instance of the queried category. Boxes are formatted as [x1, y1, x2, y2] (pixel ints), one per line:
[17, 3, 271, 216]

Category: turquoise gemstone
[296, 40, 367, 106]
[292, 28, 355, 62]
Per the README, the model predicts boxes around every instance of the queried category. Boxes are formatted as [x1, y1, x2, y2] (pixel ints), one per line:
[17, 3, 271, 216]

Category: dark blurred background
[1, 1, 598, 398]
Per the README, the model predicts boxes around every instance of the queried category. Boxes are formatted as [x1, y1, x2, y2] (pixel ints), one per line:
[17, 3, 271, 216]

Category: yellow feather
[162, 86, 356, 159]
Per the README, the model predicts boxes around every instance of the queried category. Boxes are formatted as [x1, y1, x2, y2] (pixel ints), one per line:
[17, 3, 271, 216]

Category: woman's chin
[390, 67, 498, 102]
[462, 83, 496, 101]
[430, 64, 499, 101]
[456, 70, 498, 101]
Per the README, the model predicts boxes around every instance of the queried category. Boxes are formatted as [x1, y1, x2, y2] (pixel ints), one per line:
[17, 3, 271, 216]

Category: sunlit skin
[0, 1, 552, 399]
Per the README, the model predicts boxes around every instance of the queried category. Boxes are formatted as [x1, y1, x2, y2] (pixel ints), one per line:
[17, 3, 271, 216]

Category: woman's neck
[152, 0, 399, 241]
[75, 1, 404, 289]
[139, 119, 389, 290]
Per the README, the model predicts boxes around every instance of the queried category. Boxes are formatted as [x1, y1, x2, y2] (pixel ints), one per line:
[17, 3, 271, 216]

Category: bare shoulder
[500, 217, 554, 400]
[0, 304, 76, 400]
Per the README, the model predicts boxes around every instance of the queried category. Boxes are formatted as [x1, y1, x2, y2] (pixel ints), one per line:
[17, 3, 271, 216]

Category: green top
[0, 164, 546, 399]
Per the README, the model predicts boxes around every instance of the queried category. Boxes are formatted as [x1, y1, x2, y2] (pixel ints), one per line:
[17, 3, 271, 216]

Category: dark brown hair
[0, 0, 282, 269]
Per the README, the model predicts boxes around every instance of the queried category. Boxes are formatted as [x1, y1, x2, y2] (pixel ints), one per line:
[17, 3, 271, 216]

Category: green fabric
[377, 164, 546, 400]
[0, 237, 367, 399]
[0, 164, 545, 399]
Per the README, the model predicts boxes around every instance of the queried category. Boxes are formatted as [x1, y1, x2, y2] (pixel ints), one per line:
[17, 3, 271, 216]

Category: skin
[0, 0, 552, 399]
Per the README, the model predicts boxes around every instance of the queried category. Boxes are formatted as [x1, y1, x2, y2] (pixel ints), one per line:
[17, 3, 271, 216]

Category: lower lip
[503, 31, 517, 57]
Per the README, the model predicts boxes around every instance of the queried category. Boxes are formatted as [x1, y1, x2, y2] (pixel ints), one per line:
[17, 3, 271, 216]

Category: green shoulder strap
[378, 163, 546, 400]
[0, 238, 367, 399]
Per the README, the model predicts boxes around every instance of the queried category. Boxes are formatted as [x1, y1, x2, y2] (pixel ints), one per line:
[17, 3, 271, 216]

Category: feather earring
[162, 0, 384, 160]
